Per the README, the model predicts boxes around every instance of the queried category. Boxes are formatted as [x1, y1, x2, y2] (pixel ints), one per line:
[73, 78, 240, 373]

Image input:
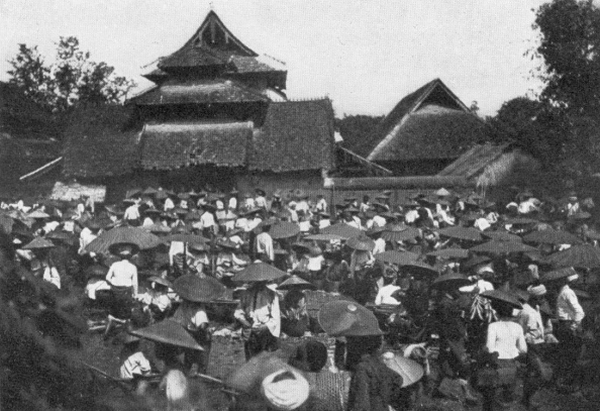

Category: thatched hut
[438, 143, 541, 201]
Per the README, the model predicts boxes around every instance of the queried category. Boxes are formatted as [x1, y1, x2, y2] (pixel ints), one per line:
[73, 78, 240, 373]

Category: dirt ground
[81, 330, 600, 411]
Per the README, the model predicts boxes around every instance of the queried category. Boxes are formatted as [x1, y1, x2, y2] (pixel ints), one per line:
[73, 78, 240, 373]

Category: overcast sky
[0, 0, 549, 117]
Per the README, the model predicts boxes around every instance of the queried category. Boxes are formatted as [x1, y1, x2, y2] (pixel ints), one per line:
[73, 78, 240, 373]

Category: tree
[533, 0, 600, 117]
[7, 36, 136, 113]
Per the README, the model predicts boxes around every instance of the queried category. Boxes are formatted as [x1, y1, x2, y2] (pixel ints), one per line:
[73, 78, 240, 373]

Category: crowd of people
[3, 185, 600, 411]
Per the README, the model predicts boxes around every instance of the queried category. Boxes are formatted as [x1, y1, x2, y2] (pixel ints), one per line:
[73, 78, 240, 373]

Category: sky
[0, 0, 549, 117]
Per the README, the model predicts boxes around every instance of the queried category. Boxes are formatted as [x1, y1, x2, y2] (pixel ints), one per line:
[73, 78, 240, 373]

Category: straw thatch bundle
[476, 150, 540, 192]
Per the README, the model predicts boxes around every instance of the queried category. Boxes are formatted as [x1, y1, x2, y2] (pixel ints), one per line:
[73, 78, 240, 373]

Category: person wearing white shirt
[553, 275, 585, 387]
[315, 194, 328, 214]
[372, 237, 386, 255]
[234, 282, 281, 359]
[43, 265, 61, 289]
[163, 197, 175, 212]
[228, 195, 238, 211]
[372, 214, 387, 228]
[105, 249, 138, 319]
[255, 228, 275, 262]
[405, 209, 419, 224]
[484, 303, 527, 408]
[375, 280, 401, 306]
[119, 342, 151, 380]
[124, 204, 141, 224]
[295, 199, 309, 214]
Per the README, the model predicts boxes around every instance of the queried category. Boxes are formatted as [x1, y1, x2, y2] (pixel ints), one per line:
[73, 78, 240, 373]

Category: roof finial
[209, 1, 214, 10]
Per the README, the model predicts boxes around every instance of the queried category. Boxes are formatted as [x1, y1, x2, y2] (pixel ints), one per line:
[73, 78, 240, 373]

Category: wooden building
[346, 78, 486, 175]
[56, 11, 346, 201]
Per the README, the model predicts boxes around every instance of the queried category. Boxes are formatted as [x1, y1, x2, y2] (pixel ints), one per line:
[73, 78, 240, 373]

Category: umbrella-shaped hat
[430, 273, 471, 290]
[482, 231, 522, 243]
[305, 233, 344, 242]
[401, 261, 439, 278]
[382, 352, 424, 388]
[374, 250, 420, 265]
[435, 188, 452, 197]
[86, 226, 163, 254]
[523, 230, 583, 245]
[141, 187, 158, 196]
[320, 223, 362, 239]
[165, 233, 209, 245]
[346, 235, 375, 251]
[277, 275, 316, 290]
[480, 289, 522, 309]
[125, 187, 142, 198]
[22, 237, 55, 249]
[232, 262, 288, 282]
[143, 223, 172, 234]
[504, 217, 538, 225]
[173, 275, 225, 302]
[318, 300, 383, 336]
[381, 224, 420, 242]
[438, 226, 482, 242]
[544, 245, 600, 269]
[46, 230, 77, 245]
[130, 320, 204, 351]
[470, 241, 537, 255]
[541, 267, 578, 283]
[568, 211, 591, 220]
[427, 248, 469, 259]
[269, 221, 301, 240]
[27, 210, 50, 219]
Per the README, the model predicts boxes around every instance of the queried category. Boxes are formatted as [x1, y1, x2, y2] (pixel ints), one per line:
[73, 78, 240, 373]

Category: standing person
[255, 225, 274, 263]
[228, 188, 239, 211]
[315, 193, 328, 214]
[234, 281, 281, 360]
[481, 292, 527, 411]
[551, 271, 585, 390]
[254, 188, 268, 210]
[124, 198, 141, 226]
[105, 245, 139, 320]
[520, 284, 551, 409]
[172, 299, 211, 375]
[318, 301, 407, 411]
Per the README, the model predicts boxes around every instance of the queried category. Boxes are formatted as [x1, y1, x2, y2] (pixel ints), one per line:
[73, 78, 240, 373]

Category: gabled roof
[367, 105, 486, 161]
[250, 99, 335, 172]
[350, 78, 471, 158]
[437, 143, 512, 178]
[131, 78, 270, 105]
[140, 122, 253, 169]
[158, 11, 256, 71]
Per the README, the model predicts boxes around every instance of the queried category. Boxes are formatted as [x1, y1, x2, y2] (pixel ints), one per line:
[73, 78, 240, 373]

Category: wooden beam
[324, 176, 473, 191]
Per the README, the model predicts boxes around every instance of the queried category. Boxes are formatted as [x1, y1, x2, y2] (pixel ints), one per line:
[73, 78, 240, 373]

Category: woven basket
[304, 370, 352, 411]
[207, 335, 246, 380]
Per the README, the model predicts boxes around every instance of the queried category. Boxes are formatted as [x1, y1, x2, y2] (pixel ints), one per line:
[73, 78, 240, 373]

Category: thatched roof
[437, 143, 541, 189]
[131, 79, 269, 106]
[63, 100, 334, 177]
[140, 122, 253, 170]
[349, 78, 469, 158]
[249, 99, 335, 172]
[438, 143, 512, 178]
[367, 105, 486, 161]
[62, 105, 140, 178]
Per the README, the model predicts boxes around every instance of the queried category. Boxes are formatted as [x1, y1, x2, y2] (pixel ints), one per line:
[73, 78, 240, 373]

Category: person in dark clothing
[347, 335, 405, 411]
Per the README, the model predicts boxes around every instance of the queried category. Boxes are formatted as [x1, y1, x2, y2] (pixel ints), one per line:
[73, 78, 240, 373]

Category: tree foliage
[335, 114, 384, 152]
[534, 0, 600, 117]
[7, 36, 136, 113]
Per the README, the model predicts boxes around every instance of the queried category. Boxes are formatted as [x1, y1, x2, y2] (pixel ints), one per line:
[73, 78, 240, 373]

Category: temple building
[56, 11, 381, 201]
